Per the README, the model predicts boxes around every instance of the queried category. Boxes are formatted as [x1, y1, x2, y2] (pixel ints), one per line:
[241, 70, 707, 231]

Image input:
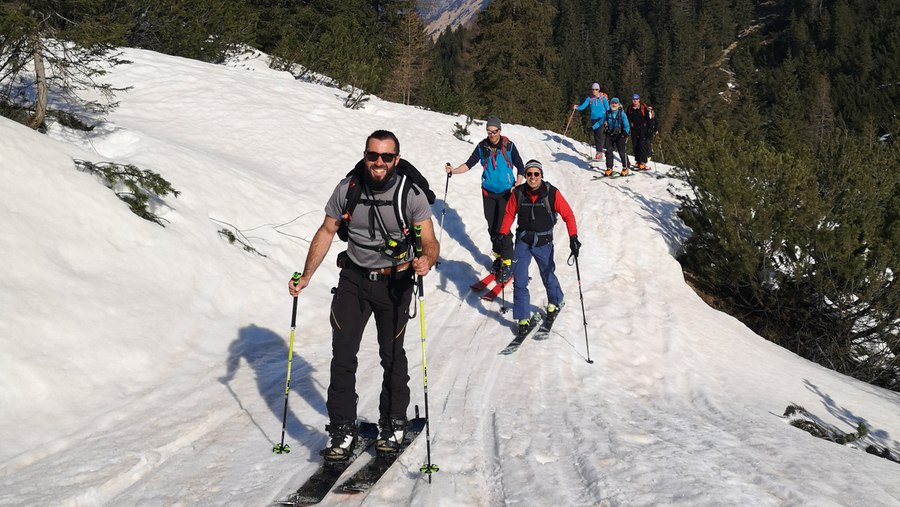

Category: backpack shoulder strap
[392, 174, 412, 236]
[338, 175, 364, 242]
[543, 182, 557, 223]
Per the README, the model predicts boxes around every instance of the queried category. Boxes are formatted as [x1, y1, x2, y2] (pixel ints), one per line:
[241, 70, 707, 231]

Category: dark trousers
[483, 189, 514, 260]
[632, 129, 651, 165]
[592, 126, 605, 155]
[605, 133, 629, 169]
[327, 267, 414, 423]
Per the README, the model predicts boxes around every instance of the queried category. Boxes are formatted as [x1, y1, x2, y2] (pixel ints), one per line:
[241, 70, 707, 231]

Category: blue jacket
[468, 136, 524, 194]
[576, 93, 610, 120]
[594, 107, 630, 134]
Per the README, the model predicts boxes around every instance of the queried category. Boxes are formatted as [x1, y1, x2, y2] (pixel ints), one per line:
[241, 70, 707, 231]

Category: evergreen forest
[1, 0, 899, 390]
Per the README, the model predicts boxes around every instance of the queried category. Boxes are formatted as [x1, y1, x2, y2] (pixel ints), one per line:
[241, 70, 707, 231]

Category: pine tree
[382, 9, 430, 105]
[120, 0, 257, 63]
[471, 0, 561, 129]
[807, 74, 835, 148]
[0, 0, 130, 129]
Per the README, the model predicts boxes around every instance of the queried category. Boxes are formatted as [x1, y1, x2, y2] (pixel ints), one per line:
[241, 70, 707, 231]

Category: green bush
[673, 121, 900, 390]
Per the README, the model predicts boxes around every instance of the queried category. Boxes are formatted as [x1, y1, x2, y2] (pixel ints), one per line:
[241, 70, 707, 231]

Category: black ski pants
[632, 128, 651, 165]
[483, 188, 514, 260]
[327, 265, 414, 424]
[592, 125, 606, 156]
[605, 132, 630, 169]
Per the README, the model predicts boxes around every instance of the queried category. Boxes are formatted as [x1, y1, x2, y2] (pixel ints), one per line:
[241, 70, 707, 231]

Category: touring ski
[272, 422, 378, 506]
[499, 313, 543, 355]
[533, 306, 563, 341]
[470, 273, 495, 291]
[591, 171, 635, 180]
[479, 275, 513, 301]
[337, 417, 427, 493]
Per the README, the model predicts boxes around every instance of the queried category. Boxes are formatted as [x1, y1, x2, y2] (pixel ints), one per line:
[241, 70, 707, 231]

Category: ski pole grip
[291, 272, 302, 284]
[413, 225, 423, 257]
[445, 163, 452, 178]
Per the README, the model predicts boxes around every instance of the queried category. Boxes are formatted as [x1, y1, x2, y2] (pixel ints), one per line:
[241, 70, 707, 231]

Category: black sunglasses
[364, 151, 398, 163]
[486, 129, 500, 135]
[526, 171, 541, 177]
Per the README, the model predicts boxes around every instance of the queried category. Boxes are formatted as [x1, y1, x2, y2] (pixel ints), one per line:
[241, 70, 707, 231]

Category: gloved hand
[569, 235, 581, 258]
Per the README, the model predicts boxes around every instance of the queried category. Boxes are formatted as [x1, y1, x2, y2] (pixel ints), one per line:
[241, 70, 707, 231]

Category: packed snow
[2, 47, 899, 507]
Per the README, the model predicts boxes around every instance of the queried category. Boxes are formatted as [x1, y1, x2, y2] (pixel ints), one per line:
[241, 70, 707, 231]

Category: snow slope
[1, 47, 899, 507]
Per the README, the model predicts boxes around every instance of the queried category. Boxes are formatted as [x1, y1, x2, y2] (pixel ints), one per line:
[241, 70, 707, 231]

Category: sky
[1, 47, 900, 507]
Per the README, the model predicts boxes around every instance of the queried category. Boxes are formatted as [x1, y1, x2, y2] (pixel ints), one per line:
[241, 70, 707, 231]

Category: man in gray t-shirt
[323, 169, 432, 270]
[289, 130, 439, 460]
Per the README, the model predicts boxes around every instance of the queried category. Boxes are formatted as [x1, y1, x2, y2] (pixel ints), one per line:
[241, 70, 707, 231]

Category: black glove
[569, 235, 581, 258]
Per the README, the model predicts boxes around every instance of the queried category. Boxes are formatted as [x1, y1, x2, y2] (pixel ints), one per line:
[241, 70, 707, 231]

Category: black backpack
[337, 158, 435, 243]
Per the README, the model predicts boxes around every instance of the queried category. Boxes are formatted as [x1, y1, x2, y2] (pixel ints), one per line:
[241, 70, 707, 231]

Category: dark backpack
[337, 158, 435, 243]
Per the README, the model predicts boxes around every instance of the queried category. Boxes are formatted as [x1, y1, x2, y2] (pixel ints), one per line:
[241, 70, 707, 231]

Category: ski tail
[471, 273, 495, 291]
[480, 276, 513, 301]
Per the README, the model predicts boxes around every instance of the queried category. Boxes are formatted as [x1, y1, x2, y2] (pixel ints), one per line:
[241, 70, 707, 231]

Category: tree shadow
[803, 379, 900, 459]
[220, 323, 328, 460]
[601, 179, 692, 257]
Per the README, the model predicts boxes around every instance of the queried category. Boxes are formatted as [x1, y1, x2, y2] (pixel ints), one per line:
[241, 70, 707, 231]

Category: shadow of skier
[220, 323, 328, 460]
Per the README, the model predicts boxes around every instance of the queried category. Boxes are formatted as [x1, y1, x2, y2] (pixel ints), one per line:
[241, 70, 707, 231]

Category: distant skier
[289, 130, 439, 460]
[499, 159, 580, 339]
[600, 97, 631, 176]
[574, 83, 610, 160]
[626, 94, 657, 170]
[446, 115, 525, 281]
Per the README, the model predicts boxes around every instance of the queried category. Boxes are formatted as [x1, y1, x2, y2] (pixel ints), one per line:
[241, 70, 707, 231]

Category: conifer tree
[471, 0, 561, 129]
[120, 0, 257, 63]
[0, 0, 130, 129]
[382, 9, 429, 105]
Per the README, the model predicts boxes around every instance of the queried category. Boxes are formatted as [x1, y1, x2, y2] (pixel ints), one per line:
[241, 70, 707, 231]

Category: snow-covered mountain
[2, 47, 900, 507]
[419, 0, 490, 38]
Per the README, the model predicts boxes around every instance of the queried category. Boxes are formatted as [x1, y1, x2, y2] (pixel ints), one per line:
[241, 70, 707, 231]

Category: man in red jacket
[499, 159, 580, 338]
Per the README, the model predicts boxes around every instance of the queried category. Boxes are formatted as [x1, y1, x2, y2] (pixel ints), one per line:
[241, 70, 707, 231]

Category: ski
[470, 273, 495, 291]
[337, 417, 427, 493]
[272, 422, 378, 506]
[499, 313, 543, 355]
[479, 275, 513, 301]
[533, 306, 562, 341]
[591, 171, 635, 180]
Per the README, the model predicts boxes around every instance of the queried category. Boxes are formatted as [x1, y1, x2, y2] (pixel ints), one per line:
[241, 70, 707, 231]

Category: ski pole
[569, 254, 593, 364]
[414, 225, 439, 481]
[656, 134, 665, 164]
[499, 262, 510, 314]
[563, 107, 575, 138]
[437, 167, 451, 267]
[274, 272, 302, 454]
[558, 107, 576, 153]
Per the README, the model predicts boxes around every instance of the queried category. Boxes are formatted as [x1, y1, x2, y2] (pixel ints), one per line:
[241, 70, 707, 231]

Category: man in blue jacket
[600, 97, 631, 176]
[573, 83, 610, 159]
[447, 115, 525, 279]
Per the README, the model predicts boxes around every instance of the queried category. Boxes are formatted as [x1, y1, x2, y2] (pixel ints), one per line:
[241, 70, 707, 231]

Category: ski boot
[546, 301, 565, 326]
[321, 420, 358, 461]
[376, 415, 408, 453]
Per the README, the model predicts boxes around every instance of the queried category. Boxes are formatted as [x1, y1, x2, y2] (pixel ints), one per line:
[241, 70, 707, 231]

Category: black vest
[515, 183, 558, 247]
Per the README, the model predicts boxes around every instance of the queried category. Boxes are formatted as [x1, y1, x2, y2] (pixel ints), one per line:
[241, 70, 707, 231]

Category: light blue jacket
[576, 93, 610, 120]
[594, 107, 630, 134]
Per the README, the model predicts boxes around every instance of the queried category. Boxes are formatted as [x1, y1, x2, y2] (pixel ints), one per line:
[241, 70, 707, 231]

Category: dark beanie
[486, 115, 502, 130]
